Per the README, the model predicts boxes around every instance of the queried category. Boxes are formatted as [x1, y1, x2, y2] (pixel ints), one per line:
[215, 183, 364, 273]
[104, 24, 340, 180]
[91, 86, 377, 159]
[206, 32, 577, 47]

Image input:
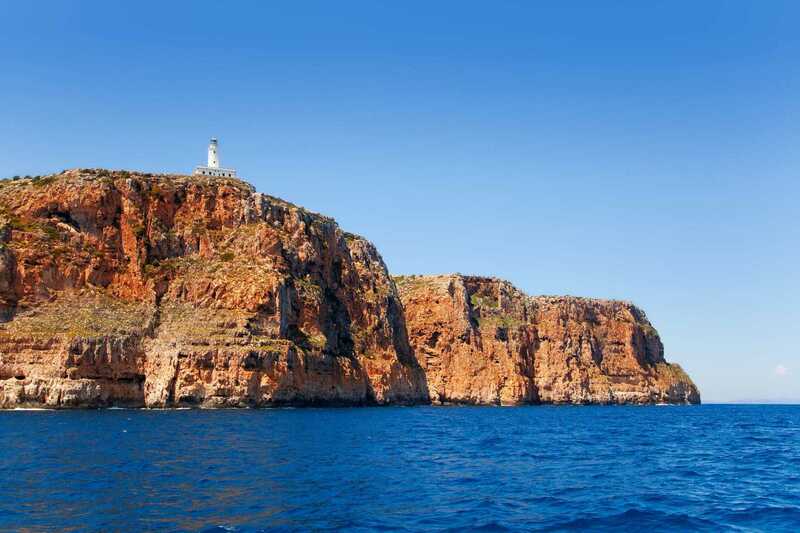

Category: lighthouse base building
[193, 137, 237, 178]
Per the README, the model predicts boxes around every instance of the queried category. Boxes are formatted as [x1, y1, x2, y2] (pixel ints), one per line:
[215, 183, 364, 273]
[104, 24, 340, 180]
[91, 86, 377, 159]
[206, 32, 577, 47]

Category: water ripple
[0, 405, 799, 531]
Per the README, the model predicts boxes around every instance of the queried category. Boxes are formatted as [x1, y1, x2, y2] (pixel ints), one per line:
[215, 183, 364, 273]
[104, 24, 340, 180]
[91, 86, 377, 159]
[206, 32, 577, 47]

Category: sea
[0, 404, 798, 532]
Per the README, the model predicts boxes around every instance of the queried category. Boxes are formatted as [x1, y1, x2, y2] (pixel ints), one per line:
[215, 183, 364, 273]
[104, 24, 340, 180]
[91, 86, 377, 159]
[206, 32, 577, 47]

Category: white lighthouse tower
[194, 137, 237, 178]
[207, 138, 219, 168]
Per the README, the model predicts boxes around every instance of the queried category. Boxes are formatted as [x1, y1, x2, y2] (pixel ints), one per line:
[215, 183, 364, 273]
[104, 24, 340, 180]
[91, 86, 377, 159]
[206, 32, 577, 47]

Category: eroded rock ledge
[0, 170, 698, 407]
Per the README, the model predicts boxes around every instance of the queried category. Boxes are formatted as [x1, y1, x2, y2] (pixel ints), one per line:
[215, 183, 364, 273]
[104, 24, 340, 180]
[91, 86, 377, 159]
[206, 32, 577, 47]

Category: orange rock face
[395, 275, 700, 405]
[0, 170, 699, 408]
[0, 170, 426, 407]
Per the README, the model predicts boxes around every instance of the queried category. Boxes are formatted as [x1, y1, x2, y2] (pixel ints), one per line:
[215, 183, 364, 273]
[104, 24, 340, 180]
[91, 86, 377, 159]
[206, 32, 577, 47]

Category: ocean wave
[0, 404, 798, 532]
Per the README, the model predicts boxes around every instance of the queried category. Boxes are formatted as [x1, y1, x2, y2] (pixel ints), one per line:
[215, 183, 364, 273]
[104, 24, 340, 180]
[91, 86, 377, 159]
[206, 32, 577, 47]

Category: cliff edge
[0, 169, 426, 407]
[395, 274, 699, 405]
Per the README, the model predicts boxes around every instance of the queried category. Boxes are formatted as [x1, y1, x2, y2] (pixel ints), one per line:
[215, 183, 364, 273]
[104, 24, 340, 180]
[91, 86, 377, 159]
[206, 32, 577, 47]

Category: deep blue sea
[1, 405, 799, 532]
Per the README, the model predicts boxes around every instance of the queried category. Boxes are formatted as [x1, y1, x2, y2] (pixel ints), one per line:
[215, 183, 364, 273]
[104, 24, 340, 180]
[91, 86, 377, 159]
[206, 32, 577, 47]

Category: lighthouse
[193, 137, 237, 178]
[207, 138, 219, 168]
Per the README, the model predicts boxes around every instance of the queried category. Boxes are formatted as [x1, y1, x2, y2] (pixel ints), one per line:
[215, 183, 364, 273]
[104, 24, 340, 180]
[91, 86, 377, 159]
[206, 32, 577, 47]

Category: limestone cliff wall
[395, 274, 699, 405]
[0, 169, 699, 408]
[0, 170, 426, 407]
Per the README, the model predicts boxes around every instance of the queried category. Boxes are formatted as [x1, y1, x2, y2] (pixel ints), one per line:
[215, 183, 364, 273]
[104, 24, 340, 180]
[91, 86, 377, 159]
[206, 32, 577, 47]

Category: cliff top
[393, 273, 643, 312]
[0, 168, 352, 236]
[1, 168, 252, 194]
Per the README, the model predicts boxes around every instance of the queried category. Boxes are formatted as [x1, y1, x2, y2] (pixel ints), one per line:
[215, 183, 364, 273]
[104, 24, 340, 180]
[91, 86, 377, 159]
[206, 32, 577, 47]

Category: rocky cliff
[0, 169, 698, 408]
[395, 275, 699, 405]
[0, 169, 426, 407]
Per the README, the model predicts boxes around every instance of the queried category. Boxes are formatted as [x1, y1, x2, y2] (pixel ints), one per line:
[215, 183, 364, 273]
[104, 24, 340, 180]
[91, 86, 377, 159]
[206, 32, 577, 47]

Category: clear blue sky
[2, 1, 798, 403]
